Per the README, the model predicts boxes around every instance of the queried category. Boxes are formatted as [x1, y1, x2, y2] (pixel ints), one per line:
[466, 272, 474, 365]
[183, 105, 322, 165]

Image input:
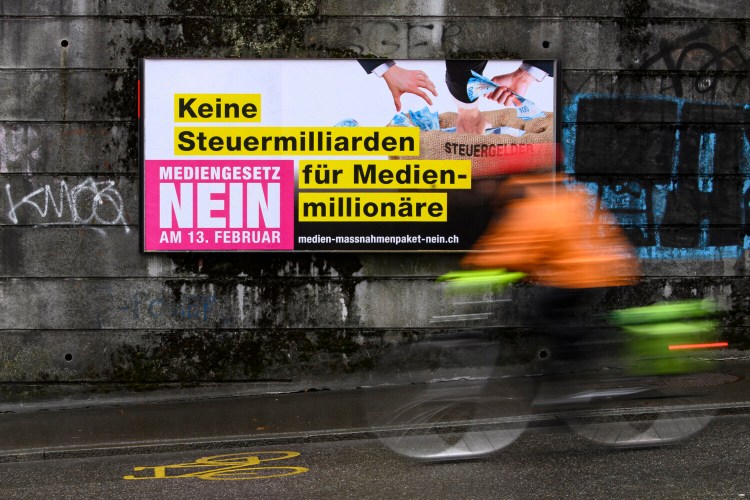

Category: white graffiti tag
[5, 177, 126, 225]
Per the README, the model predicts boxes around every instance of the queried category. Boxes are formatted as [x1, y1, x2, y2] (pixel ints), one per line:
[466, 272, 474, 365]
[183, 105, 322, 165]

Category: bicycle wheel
[563, 374, 721, 448]
[367, 372, 534, 460]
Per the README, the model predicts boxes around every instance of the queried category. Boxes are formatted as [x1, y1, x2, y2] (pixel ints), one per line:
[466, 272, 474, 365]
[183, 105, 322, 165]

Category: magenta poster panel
[144, 159, 295, 251]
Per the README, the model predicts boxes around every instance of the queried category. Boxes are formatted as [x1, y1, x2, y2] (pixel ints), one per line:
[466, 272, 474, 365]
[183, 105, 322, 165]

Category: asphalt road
[2, 412, 749, 499]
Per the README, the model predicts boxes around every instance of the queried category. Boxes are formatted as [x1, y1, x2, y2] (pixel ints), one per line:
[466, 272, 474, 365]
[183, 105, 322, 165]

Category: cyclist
[461, 170, 641, 391]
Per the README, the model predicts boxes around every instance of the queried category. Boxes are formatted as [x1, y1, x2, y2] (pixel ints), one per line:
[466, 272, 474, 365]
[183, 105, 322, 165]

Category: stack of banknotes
[466, 70, 546, 120]
[384, 107, 441, 130]
[337, 110, 526, 136]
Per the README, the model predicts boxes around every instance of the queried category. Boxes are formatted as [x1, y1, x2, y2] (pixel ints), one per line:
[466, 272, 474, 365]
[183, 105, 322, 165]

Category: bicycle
[365, 269, 728, 460]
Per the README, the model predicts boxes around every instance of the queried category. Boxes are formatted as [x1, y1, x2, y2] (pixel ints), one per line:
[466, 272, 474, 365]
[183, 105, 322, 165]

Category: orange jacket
[462, 174, 640, 288]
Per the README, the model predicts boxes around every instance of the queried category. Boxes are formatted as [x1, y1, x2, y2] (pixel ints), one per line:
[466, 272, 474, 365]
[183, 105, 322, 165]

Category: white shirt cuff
[519, 62, 548, 82]
[372, 61, 395, 77]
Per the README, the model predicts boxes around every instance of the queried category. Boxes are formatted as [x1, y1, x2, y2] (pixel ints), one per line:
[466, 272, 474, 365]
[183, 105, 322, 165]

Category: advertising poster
[140, 59, 557, 252]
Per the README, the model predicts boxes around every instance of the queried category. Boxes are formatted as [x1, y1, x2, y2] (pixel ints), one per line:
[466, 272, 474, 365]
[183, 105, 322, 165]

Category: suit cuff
[372, 61, 395, 77]
[519, 62, 548, 82]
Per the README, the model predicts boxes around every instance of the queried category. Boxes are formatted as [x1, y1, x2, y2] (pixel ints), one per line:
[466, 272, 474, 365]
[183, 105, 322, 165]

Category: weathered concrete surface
[1, 72, 746, 122]
[0, 276, 746, 385]
[0, 71, 126, 121]
[0, 2, 748, 400]
[0, 17, 746, 69]
[0, 276, 743, 330]
[0, 229, 744, 278]
[4, 0, 747, 19]
[0, 124, 131, 174]
[306, 18, 750, 66]
[319, 0, 750, 18]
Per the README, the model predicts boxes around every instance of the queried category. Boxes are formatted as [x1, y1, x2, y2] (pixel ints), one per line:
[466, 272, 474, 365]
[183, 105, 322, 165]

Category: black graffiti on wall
[564, 25, 750, 259]
[564, 94, 750, 259]
[339, 20, 462, 58]
[639, 26, 750, 98]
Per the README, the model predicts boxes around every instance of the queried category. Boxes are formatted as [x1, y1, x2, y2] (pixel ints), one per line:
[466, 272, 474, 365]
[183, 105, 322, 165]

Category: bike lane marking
[123, 451, 309, 481]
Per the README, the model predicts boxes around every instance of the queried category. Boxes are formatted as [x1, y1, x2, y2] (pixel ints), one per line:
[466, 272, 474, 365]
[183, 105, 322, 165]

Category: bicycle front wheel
[369, 375, 533, 460]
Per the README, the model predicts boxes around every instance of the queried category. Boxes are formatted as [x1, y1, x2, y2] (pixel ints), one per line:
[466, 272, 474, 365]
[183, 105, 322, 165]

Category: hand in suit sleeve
[359, 60, 437, 111]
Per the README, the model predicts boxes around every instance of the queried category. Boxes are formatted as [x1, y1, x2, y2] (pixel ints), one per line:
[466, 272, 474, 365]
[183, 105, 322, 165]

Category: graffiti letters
[640, 26, 750, 97]
[335, 19, 458, 58]
[5, 177, 126, 225]
[118, 292, 218, 322]
[564, 26, 750, 259]
[565, 94, 750, 259]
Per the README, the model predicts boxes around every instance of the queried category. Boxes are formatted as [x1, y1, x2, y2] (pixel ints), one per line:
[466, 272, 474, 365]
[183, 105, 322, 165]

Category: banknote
[388, 112, 413, 127]
[408, 106, 441, 131]
[334, 118, 360, 127]
[466, 71, 500, 102]
[467, 70, 546, 120]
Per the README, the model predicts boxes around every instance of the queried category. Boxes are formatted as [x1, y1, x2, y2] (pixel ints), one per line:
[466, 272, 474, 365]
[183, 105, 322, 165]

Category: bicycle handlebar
[437, 269, 527, 294]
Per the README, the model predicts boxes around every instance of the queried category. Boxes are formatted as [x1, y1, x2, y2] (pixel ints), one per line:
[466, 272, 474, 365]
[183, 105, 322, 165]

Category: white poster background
[143, 59, 555, 162]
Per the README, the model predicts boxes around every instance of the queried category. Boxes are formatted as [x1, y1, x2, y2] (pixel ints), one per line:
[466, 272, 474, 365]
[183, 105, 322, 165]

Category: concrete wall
[1, 0, 748, 399]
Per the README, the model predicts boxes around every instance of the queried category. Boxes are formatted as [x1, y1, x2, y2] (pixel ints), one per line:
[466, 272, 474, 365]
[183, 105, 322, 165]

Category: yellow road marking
[123, 451, 309, 481]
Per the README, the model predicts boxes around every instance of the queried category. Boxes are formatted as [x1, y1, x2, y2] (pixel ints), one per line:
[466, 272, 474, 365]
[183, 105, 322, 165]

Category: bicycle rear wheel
[563, 373, 723, 447]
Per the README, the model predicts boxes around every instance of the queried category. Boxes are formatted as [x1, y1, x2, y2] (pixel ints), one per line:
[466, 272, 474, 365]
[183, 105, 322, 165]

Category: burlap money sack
[391, 109, 555, 177]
